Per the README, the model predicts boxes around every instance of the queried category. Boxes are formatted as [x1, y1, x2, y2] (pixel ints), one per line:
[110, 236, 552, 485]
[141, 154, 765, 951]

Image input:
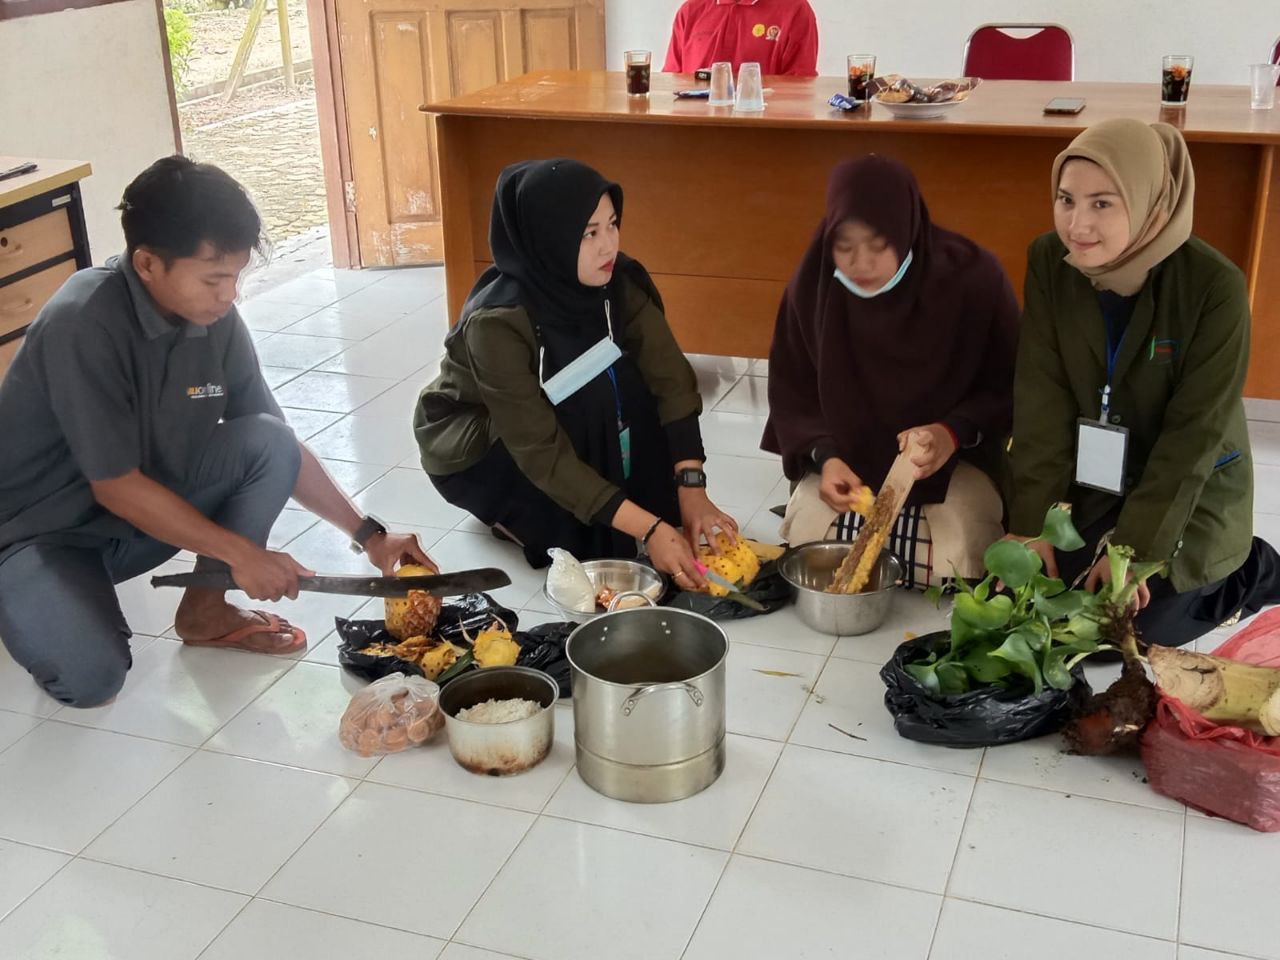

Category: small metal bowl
[779, 542, 903, 636]
[438, 665, 558, 776]
[542, 558, 667, 623]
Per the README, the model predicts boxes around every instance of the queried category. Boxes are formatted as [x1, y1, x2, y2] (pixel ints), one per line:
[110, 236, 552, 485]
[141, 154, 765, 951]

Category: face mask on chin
[833, 250, 914, 299]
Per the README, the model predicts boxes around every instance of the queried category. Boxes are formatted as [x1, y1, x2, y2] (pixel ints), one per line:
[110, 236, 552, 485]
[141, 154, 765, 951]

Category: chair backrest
[1272, 35, 1280, 84]
[963, 24, 1075, 81]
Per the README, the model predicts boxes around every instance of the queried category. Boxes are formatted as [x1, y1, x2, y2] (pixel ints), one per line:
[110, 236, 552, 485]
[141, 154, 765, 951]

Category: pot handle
[607, 590, 657, 612]
[622, 682, 704, 715]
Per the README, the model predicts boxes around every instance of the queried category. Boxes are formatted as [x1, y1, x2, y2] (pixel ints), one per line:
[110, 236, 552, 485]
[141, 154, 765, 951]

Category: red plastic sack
[1141, 608, 1280, 831]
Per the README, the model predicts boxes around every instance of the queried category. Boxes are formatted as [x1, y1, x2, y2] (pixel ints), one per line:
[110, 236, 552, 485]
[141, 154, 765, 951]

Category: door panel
[336, 0, 604, 266]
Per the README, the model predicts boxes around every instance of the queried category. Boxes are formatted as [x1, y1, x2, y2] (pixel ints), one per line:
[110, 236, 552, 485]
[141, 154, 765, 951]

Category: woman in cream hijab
[1007, 117, 1280, 648]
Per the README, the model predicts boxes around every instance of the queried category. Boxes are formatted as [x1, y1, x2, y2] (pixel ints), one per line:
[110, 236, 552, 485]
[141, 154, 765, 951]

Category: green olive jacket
[1008, 232, 1254, 592]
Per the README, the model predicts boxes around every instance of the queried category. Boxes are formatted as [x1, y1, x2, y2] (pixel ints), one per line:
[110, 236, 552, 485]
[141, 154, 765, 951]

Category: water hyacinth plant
[908, 505, 1165, 697]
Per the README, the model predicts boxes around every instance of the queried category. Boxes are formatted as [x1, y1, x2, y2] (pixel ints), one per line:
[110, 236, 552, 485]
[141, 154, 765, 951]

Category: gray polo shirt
[0, 255, 285, 560]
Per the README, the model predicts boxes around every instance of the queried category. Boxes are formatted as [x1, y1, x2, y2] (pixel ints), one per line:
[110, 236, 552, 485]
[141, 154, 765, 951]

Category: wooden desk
[0, 158, 93, 380]
[427, 72, 1280, 398]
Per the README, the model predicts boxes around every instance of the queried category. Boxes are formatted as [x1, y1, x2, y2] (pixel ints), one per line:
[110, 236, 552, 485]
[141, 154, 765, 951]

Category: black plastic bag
[880, 632, 1093, 747]
[336, 593, 518, 683]
[661, 559, 791, 621]
[514, 621, 575, 698]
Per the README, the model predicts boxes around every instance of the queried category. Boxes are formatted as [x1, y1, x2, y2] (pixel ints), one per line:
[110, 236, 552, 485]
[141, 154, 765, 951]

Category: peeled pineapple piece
[385, 564, 442, 640]
[694, 533, 761, 597]
[473, 623, 521, 668]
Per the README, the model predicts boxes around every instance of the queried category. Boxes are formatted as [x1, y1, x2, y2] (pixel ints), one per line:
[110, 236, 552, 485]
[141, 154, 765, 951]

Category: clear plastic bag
[546, 548, 596, 613]
[338, 672, 445, 756]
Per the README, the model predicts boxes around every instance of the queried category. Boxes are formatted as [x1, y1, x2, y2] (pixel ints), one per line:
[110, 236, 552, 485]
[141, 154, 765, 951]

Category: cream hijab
[1051, 118, 1195, 295]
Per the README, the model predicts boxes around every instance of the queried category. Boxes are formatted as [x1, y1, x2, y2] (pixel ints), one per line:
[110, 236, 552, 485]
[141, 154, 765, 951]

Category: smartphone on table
[1044, 97, 1086, 115]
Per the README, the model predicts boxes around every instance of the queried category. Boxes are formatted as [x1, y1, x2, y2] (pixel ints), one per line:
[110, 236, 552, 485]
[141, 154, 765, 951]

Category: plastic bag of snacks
[867, 74, 980, 103]
[338, 672, 444, 756]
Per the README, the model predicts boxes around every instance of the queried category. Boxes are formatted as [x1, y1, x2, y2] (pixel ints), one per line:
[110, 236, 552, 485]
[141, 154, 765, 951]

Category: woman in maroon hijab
[762, 155, 1019, 587]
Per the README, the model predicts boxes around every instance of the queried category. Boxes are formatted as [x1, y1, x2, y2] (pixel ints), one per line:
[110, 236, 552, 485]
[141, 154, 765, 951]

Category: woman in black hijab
[414, 159, 736, 584]
[763, 155, 1020, 587]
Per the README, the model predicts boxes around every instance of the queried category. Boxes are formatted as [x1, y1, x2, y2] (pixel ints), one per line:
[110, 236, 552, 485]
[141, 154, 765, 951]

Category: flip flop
[182, 611, 307, 655]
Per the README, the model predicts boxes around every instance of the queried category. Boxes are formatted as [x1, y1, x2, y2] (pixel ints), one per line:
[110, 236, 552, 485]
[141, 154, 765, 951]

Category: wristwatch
[675, 467, 707, 488]
[350, 514, 388, 554]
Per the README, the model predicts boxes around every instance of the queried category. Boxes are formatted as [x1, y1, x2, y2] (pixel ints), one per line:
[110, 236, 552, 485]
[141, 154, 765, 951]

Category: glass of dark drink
[847, 54, 876, 102]
[1161, 55, 1194, 106]
[625, 50, 652, 97]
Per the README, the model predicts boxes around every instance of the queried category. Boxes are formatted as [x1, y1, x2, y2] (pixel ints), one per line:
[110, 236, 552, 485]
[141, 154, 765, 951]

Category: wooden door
[334, 0, 604, 266]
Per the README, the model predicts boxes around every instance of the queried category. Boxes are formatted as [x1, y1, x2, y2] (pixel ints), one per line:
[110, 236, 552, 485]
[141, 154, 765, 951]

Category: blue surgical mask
[833, 249, 914, 299]
[540, 300, 622, 405]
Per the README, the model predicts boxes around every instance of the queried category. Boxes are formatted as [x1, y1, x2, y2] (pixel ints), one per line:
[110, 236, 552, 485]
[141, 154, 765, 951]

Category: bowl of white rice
[438, 665, 558, 776]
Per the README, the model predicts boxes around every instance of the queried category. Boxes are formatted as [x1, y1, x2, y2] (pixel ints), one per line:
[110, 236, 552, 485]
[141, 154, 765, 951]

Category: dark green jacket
[414, 273, 701, 526]
[1009, 232, 1253, 592]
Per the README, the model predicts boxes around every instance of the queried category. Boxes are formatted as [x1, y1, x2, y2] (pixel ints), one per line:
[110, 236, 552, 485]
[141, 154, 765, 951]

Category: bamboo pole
[222, 0, 268, 104]
[277, 0, 295, 93]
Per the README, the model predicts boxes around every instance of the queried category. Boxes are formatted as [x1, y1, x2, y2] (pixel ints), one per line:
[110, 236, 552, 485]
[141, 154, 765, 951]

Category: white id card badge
[1075, 418, 1129, 495]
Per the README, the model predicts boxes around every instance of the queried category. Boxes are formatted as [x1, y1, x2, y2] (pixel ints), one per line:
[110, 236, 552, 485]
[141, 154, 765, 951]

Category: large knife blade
[150, 567, 511, 599]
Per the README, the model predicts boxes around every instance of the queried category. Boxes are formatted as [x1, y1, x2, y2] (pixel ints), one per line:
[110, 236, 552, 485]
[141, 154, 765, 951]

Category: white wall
[606, 0, 1279, 86]
[1, 0, 177, 260]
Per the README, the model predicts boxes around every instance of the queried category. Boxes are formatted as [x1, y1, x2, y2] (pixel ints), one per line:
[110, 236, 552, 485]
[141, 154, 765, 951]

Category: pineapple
[695, 533, 761, 597]
[473, 622, 521, 668]
[384, 564, 442, 640]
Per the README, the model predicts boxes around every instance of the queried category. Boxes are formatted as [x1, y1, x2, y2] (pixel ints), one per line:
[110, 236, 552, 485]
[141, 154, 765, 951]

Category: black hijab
[457, 158, 656, 341]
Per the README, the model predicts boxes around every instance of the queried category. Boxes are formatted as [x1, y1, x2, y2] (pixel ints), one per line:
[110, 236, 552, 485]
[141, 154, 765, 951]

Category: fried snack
[338, 672, 444, 756]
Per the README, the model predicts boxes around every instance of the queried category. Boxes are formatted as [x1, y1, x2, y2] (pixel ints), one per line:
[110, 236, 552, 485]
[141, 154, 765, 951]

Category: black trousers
[1056, 509, 1280, 648]
[429, 440, 680, 569]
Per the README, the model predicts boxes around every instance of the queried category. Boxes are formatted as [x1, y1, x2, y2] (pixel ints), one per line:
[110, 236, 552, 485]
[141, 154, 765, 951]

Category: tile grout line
[925, 747, 986, 959]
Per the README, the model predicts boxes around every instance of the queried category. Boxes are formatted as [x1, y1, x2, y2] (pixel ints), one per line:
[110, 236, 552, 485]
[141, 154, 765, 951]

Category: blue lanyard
[1101, 314, 1125, 420]
[605, 365, 624, 428]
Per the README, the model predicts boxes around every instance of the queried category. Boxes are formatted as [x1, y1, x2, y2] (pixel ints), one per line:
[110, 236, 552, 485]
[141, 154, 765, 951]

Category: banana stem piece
[1148, 645, 1280, 735]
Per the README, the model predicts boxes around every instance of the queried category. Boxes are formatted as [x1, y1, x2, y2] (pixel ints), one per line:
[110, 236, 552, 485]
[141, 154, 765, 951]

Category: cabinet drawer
[0, 209, 74, 281]
[0, 259, 76, 340]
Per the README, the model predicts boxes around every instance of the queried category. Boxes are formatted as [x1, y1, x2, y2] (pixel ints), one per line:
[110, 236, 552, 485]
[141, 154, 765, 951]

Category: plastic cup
[734, 62, 765, 112]
[1250, 63, 1279, 110]
[847, 54, 876, 101]
[1161, 54, 1194, 106]
[625, 50, 651, 97]
[708, 61, 734, 106]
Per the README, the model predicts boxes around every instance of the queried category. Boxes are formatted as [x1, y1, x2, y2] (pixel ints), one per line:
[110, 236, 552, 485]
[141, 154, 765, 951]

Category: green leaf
[954, 593, 1014, 631]
[905, 660, 941, 695]
[1127, 560, 1167, 585]
[990, 633, 1043, 694]
[1011, 619, 1051, 653]
[1034, 586, 1088, 620]
[1106, 544, 1134, 593]
[960, 642, 1015, 684]
[923, 585, 944, 607]
[936, 661, 970, 695]
[1039, 505, 1086, 551]
[973, 575, 994, 602]
[1064, 610, 1103, 643]
[983, 540, 1042, 589]
[1042, 648, 1076, 691]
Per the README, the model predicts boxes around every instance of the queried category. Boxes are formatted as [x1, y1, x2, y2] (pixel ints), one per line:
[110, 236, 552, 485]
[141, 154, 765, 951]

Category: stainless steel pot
[439, 666, 558, 776]
[566, 599, 727, 803]
[779, 543, 903, 636]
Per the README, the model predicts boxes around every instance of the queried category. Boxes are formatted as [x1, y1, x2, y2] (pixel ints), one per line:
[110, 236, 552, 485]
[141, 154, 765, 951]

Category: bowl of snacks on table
[870, 74, 980, 119]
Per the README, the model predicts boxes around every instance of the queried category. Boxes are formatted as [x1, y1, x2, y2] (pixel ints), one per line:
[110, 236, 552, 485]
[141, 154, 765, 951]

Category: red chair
[963, 24, 1075, 81]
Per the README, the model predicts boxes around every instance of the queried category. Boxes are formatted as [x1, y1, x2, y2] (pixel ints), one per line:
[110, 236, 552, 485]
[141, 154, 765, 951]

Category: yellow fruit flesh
[474, 625, 521, 668]
[384, 564, 442, 640]
[694, 534, 761, 596]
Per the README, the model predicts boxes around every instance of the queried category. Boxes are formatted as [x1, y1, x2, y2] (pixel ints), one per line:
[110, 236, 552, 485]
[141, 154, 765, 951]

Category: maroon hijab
[761, 155, 1019, 505]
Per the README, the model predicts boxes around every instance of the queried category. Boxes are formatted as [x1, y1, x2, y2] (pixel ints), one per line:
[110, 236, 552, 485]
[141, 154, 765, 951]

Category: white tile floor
[1, 265, 1279, 960]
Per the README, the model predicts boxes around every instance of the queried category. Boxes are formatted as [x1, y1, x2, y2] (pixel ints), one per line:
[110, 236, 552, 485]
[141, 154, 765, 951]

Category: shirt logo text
[187, 383, 226, 400]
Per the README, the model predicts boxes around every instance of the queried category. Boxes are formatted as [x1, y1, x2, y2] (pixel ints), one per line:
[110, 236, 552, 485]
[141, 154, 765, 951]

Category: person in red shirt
[663, 0, 819, 78]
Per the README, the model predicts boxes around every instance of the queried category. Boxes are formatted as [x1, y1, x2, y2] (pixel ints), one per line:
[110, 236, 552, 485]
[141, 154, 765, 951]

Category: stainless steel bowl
[779, 542, 903, 636]
[543, 558, 667, 622]
[439, 666, 558, 776]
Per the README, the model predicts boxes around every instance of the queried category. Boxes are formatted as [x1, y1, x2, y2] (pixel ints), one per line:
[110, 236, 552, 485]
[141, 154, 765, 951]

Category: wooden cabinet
[0, 158, 93, 383]
[331, 0, 604, 267]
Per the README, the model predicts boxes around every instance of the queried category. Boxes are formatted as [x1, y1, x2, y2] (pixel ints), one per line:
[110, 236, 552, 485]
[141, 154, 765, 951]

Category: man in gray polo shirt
[0, 157, 434, 707]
